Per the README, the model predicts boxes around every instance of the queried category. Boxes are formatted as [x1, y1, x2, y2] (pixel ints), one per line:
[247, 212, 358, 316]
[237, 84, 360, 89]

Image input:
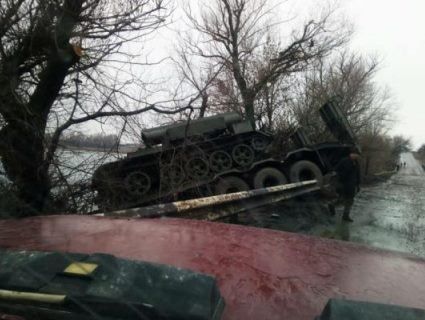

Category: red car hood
[1, 215, 425, 320]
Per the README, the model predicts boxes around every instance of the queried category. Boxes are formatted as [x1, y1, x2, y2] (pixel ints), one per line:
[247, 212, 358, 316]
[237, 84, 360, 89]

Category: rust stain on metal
[102, 180, 319, 221]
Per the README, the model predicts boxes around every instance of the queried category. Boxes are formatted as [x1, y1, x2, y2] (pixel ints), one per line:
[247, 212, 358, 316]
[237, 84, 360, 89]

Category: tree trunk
[199, 92, 208, 118]
[0, 47, 81, 216]
[0, 121, 50, 216]
[244, 97, 256, 129]
[0, 0, 84, 216]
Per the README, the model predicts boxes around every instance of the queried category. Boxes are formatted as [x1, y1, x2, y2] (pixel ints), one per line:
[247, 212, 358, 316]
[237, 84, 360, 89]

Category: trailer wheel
[254, 167, 287, 189]
[214, 176, 249, 195]
[289, 160, 323, 185]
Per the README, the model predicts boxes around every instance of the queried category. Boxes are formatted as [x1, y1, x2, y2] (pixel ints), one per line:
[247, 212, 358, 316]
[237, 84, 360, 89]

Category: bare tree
[0, 0, 174, 215]
[288, 50, 394, 142]
[416, 144, 425, 166]
[184, 0, 350, 126]
[249, 35, 292, 131]
[418, 144, 425, 155]
[204, 34, 292, 130]
[391, 135, 411, 154]
[285, 50, 397, 176]
[171, 44, 226, 119]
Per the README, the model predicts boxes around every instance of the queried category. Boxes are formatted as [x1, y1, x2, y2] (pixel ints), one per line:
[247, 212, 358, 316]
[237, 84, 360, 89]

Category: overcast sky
[168, 0, 425, 147]
[343, 0, 425, 148]
[93, 0, 425, 148]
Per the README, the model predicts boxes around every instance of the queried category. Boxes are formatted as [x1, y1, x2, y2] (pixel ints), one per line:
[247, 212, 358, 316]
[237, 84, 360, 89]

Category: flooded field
[0, 148, 121, 185]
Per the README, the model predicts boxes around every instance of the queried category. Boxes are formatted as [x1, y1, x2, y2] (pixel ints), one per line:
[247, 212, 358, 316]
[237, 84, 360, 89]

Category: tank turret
[141, 112, 251, 147]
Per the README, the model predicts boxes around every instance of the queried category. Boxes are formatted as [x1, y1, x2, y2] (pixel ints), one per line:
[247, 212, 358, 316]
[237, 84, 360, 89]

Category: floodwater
[0, 149, 120, 185]
[347, 152, 425, 257]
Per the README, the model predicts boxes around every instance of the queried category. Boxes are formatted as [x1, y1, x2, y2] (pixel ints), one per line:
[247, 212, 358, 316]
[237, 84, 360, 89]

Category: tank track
[92, 131, 272, 210]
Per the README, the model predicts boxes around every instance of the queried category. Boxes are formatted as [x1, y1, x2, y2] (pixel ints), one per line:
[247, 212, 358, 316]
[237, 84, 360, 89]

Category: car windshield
[0, 0, 424, 319]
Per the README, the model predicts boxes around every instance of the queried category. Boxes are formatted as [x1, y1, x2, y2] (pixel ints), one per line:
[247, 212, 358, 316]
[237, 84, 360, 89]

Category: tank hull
[92, 130, 273, 210]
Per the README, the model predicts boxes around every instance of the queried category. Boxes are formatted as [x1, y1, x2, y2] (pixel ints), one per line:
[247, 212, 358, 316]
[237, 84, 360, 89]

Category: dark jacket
[334, 157, 361, 197]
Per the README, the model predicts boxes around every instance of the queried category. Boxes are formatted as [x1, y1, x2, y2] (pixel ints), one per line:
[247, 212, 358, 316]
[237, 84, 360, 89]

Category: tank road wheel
[124, 171, 151, 196]
[161, 164, 185, 188]
[232, 144, 255, 167]
[214, 176, 250, 195]
[289, 160, 323, 186]
[254, 167, 288, 189]
[186, 157, 210, 180]
[209, 151, 232, 173]
[251, 136, 269, 151]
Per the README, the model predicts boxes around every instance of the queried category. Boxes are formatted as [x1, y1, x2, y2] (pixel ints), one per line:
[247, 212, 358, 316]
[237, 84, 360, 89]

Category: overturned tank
[92, 113, 274, 210]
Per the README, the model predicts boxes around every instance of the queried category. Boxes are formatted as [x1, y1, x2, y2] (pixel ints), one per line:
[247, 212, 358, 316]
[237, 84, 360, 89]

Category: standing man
[328, 147, 361, 222]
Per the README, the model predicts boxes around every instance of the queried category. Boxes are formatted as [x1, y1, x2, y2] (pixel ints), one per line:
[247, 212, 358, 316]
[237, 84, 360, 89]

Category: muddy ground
[237, 152, 425, 258]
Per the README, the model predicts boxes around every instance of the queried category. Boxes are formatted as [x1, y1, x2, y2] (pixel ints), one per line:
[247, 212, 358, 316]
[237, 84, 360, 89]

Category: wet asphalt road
[79, 150, 424, 258]
[238, 152, 425, 258]
[343, 152, 425, 257]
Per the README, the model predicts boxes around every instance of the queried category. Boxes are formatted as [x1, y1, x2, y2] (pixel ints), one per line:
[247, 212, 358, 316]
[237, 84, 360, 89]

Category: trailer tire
[254, 167, 288, 189]
[214, 176, 250, 195]
[289, 160, 323, 185]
